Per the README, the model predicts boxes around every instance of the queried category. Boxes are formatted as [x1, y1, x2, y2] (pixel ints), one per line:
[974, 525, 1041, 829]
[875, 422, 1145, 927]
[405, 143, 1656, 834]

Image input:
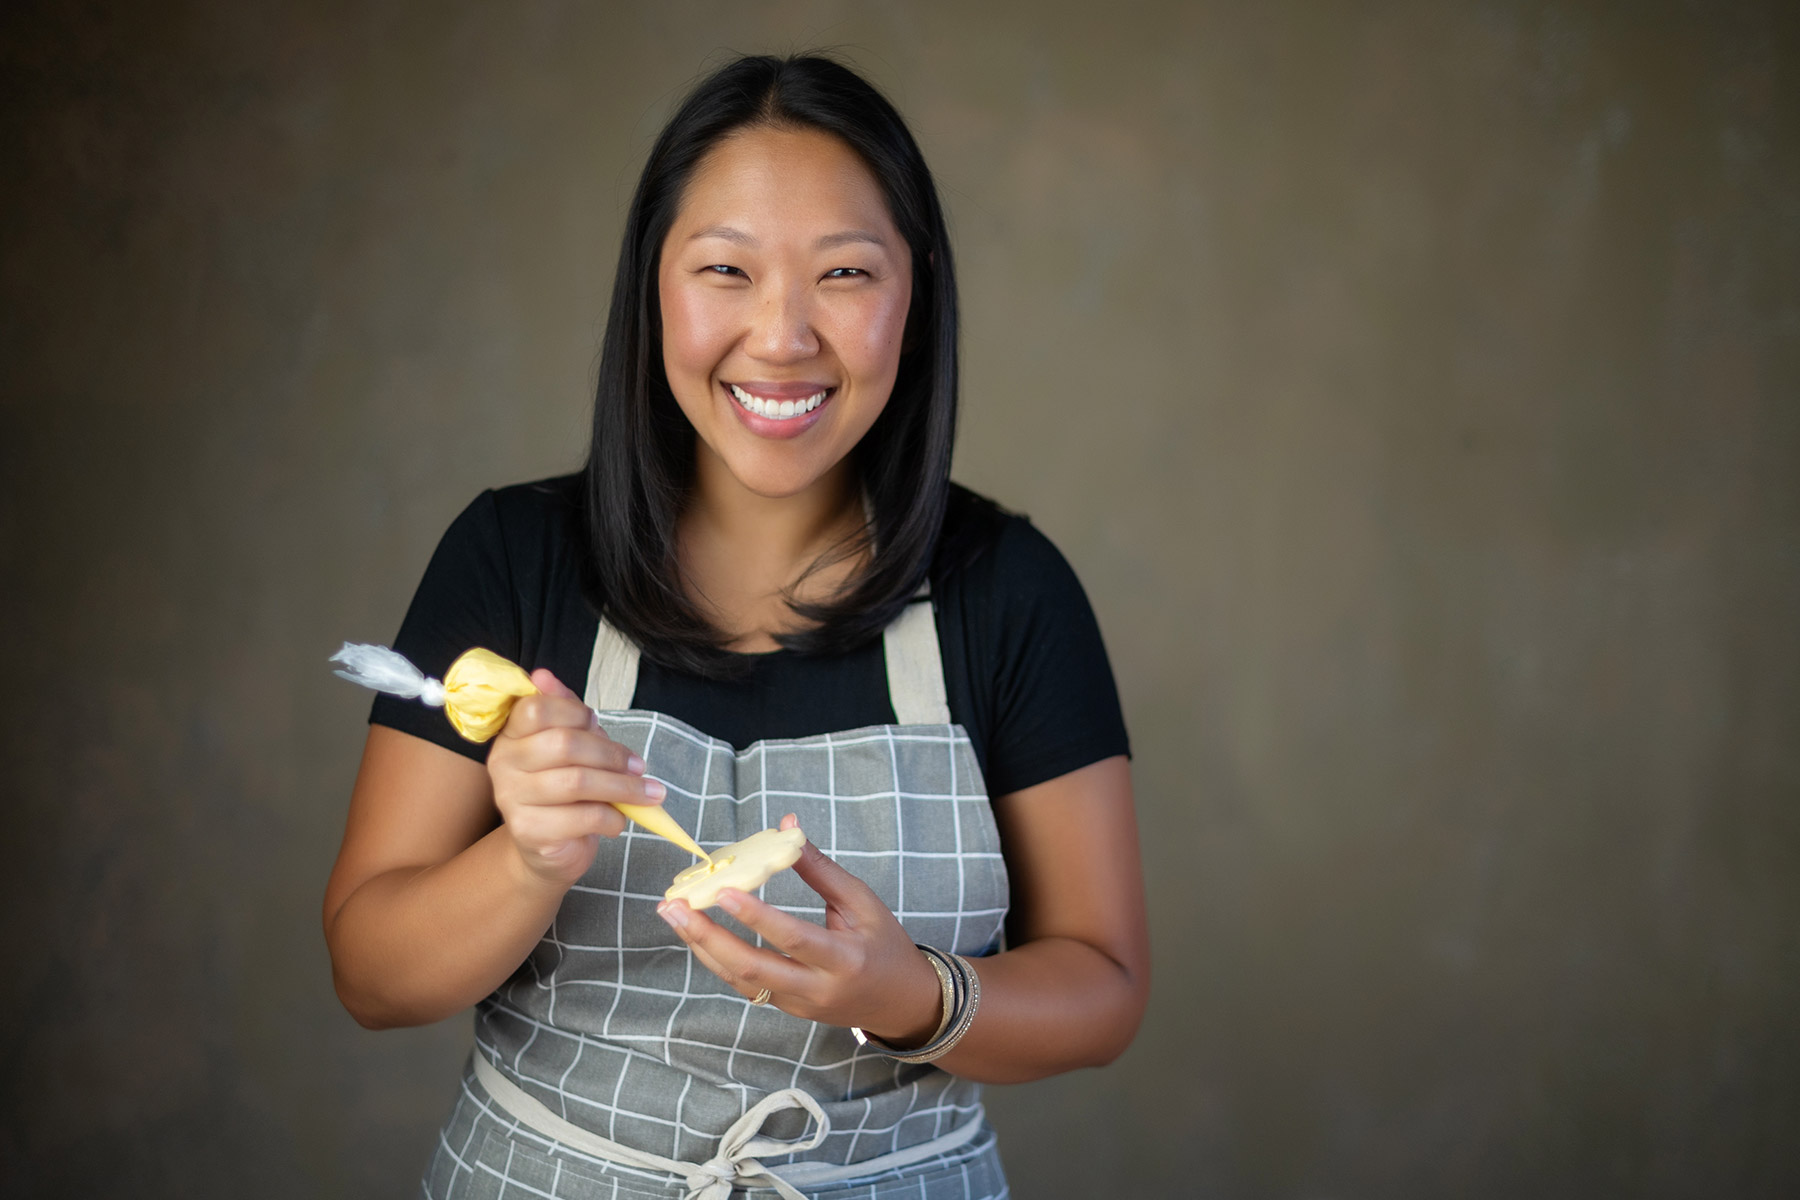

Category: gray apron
[423, 592, 1012, 1199]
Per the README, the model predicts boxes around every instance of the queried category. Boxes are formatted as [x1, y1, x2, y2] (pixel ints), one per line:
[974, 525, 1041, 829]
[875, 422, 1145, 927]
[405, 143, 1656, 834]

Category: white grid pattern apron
[424, 594, 1012, 1199]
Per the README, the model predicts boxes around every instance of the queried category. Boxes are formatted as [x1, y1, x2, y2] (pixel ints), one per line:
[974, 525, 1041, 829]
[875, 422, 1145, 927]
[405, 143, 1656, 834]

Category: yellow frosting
[441, 648, 540, 742]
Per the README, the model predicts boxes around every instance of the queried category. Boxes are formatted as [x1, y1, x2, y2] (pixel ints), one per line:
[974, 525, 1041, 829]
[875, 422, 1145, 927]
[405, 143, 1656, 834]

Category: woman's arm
[323, 672, 662, 1029]
[657, 754, 1150, 1083]
[941, 754, 1149, 1079]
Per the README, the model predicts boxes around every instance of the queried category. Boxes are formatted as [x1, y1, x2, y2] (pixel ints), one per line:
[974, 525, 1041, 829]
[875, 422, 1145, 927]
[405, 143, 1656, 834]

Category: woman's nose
[747, 284, 819, 362]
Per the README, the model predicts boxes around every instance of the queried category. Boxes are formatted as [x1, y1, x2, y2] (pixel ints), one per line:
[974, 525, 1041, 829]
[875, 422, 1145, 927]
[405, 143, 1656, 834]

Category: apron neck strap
[585, 615, 641, 712]
[883, 582, 951, 725]
[584, 583, 949, 726]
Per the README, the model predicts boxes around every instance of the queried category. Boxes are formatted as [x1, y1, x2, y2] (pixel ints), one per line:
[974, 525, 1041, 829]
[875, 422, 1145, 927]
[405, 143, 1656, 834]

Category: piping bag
[330, 642, 711, 865]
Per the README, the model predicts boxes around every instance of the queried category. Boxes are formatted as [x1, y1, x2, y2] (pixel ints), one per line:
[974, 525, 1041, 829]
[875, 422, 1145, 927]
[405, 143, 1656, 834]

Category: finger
[503, 725, 645, 776]
[513, 765, 665, 809]
[502, 691, 598, 739]
[530, 667, 577, 699]
[779, 812, 798, 832]
[686, 936, 761, 1000]
[714, 887, 845, 970]
[787, 840, 884, 925]
[510, 800, 629, 843]
[659, 901, 810, 994]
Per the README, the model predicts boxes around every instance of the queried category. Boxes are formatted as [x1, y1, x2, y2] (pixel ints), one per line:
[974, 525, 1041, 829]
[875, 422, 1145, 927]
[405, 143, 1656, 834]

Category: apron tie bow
[683, 1087, 831, 1200]
[681, 1161, 735, 1197]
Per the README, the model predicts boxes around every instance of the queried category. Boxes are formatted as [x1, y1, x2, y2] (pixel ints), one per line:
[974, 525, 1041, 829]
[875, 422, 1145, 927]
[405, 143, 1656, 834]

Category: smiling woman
[323, 54, 1147, 1200]
[661, 126, 910, 500]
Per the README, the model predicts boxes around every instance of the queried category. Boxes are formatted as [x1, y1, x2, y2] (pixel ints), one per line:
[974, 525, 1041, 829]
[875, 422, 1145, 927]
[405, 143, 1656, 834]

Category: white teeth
[728, 384, 828, 420]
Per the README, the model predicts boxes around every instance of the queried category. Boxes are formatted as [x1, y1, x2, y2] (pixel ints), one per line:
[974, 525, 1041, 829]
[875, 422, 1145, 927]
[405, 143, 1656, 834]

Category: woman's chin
[692, 438, 859, 505]
[718, 464, 834, 502]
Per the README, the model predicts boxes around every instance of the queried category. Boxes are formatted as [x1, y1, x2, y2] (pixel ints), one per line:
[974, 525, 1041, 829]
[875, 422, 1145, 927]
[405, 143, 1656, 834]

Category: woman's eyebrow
[690, 225, 757, 245]
[815, 230, 888, 250]
[686, 226, 888, 250]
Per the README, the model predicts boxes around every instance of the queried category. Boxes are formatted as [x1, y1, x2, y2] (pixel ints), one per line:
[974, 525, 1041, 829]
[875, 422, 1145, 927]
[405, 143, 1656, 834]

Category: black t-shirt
[371, 475, 1129, 797]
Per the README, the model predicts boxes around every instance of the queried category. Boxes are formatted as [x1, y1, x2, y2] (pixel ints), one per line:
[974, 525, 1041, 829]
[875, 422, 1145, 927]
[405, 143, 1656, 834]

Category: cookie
[664, 827, 807, 910]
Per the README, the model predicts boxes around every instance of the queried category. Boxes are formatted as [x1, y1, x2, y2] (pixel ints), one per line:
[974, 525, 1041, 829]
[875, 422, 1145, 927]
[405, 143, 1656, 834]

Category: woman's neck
[677, 446, 867, 651]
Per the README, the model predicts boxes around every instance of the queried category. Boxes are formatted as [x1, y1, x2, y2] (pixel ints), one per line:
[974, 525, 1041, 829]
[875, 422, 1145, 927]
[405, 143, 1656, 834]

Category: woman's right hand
[324, 672, 663, 1028]
[486, 668, 666, 887]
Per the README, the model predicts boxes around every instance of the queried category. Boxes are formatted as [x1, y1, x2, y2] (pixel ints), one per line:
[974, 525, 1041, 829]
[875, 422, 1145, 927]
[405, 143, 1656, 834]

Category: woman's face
[658, 125, 912, 502]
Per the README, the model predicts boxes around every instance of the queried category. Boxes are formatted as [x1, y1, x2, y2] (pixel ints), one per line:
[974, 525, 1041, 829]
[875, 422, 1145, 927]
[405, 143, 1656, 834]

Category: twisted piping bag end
[329, 643, 444, 704]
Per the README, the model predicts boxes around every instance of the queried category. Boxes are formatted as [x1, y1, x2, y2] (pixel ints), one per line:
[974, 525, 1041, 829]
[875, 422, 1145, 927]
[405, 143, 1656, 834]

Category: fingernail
[626, 754, 645, 775]
[644, 779, 666, 801]
[715, 889, 742, 915]
[658, 901, 688, 929]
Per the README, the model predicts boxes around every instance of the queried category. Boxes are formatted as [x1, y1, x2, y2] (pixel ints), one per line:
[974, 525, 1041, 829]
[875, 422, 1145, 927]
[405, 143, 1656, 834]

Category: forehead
[673, 125, 899, 240]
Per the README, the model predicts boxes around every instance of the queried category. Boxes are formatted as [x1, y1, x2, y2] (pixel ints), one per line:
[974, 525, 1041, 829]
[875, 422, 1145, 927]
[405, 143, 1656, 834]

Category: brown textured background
[3, 1, 1797, 1196]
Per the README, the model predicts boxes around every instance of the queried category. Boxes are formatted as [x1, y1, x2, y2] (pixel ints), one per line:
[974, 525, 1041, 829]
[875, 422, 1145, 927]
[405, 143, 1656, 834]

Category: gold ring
[749, 988, 772, 1006]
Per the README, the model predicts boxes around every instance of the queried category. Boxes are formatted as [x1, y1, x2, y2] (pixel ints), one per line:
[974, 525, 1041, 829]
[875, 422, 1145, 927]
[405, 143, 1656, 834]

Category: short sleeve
[947, 514, 1131, 797]
[369, 490, 520, 762]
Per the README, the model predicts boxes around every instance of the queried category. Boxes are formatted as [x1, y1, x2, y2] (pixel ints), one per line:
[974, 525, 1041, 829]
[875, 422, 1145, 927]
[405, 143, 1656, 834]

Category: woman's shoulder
[438, 471, 586, 560]
[423, 471, 590, 606]
[933, 482, 1081, 597]
[931, 482, 1129, 794]
[482, 471, 585, 528]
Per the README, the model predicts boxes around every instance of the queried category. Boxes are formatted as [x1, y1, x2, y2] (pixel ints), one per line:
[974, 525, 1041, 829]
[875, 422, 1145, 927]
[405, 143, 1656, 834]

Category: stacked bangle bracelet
[851, 944, 982, 1065]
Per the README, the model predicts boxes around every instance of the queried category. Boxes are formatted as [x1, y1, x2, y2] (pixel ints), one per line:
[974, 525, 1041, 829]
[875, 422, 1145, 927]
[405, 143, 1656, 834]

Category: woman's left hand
[656, 815, 942, 1045]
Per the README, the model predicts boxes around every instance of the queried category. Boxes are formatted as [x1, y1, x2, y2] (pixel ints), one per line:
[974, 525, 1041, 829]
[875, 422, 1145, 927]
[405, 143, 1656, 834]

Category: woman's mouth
[727, 383, 832, 420]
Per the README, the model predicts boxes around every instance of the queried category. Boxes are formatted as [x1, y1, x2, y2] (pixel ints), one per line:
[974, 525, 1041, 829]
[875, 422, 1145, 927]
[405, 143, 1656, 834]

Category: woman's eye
[704, 264, 744, 277]
[825, 267, 867, 279]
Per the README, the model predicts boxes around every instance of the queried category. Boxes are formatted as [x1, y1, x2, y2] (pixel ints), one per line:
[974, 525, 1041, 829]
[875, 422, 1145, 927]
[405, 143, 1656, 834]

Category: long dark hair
[582, 54, 959, 676]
